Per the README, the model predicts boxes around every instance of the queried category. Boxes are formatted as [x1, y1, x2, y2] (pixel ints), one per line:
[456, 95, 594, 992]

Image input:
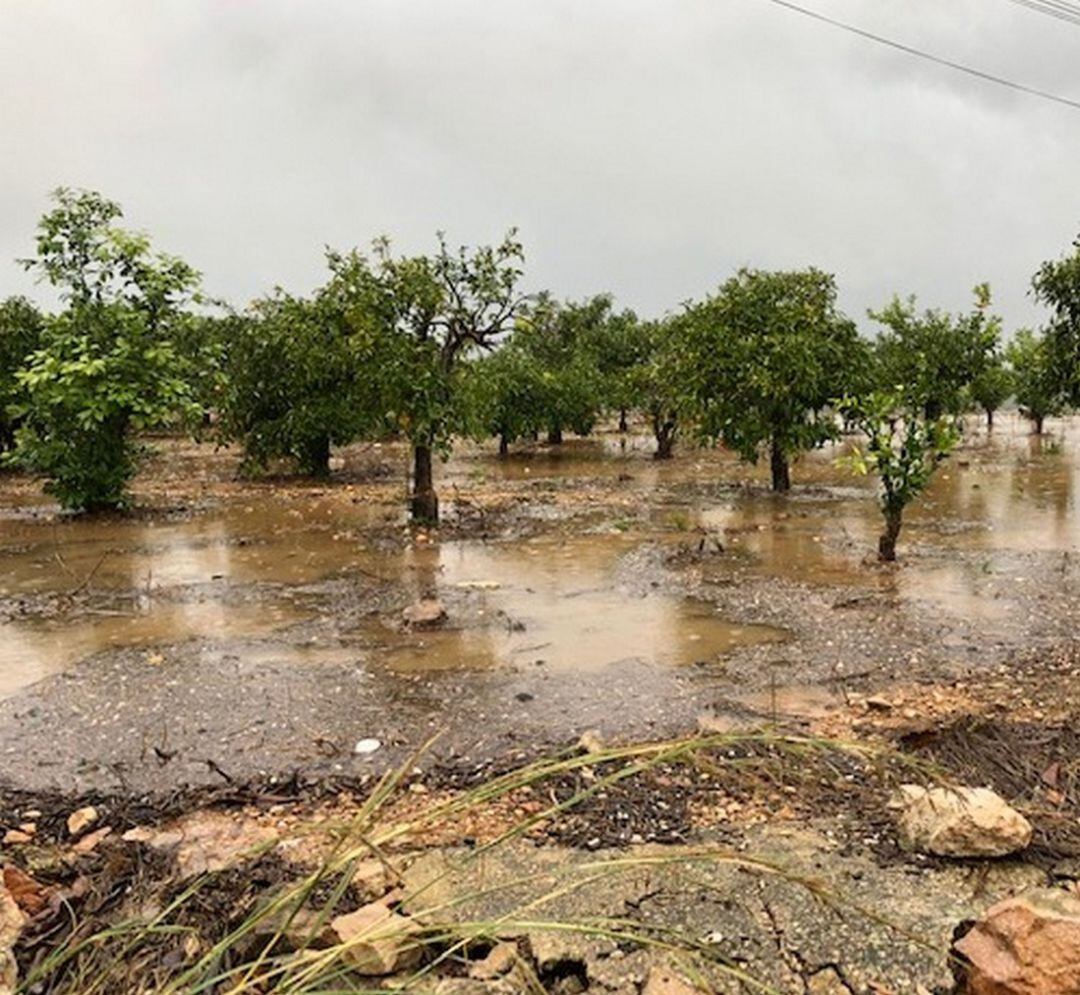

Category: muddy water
[1, 413, 1077, 701]
[366, 538, 784, 673]
[0, 495, 783, 694]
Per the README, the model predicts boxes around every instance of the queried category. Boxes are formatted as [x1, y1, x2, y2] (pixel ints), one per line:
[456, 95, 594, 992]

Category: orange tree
[675, 268, 864, 491]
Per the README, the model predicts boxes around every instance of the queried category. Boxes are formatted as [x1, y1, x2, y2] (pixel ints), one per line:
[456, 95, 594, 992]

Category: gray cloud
[1, 0, 1078, 332]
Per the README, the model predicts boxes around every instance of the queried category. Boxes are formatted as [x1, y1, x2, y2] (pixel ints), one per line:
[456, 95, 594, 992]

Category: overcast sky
[1, 0, 1078, 333]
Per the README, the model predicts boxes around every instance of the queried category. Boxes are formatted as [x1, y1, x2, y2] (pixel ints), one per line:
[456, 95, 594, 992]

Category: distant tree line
[3, 189, 1080, 561]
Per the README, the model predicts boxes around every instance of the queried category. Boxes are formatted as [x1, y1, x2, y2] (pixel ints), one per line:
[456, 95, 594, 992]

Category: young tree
[1033, 233, 1080, 403]
[970, 350, 1013, 431]
[366, 231, 528, 523]
[871, 284, 1000, 421]
[677, 268, 864, 491]
[840, 391, 958, 562]
[1006, 328, 1064, 435]
[10, 189, 201, 511]
[0, 296, 43, 454]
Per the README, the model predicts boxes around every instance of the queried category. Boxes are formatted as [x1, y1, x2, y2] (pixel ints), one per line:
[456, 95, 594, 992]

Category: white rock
[67, 806, 99, 837]
[354, 738, 382, 756]
[892, 784, 1032, 857]
[402, 599, 447, 627]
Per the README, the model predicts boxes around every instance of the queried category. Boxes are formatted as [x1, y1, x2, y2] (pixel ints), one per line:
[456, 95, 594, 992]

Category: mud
[1, 413, 1079, 796]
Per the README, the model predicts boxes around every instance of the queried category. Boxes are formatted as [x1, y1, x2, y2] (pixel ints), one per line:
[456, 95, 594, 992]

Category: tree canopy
[8, 189, 201, 510]
[676, 267, 864, 491]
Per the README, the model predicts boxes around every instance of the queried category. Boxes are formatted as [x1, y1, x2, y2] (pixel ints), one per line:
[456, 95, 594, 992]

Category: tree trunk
[1034, 414, 1045, 435]
[300, 434, 331, 477]
[498, 432, 509, 457]
[410, 444, 439, 524]
[618, 409, 628, 433]
[769, 438, 791, 493]
[878, 506, 903, 562]
[653, 411, 676, 460]
[986, 407, 994, 431]
[547, 425, 563, 445]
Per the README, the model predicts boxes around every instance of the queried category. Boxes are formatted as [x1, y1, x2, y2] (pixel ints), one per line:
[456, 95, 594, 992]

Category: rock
[2, 868, 46, 917]
[351, 857, 396, 899]
[469, 941, 518, 979]
[254, 907, 337, 949]
[954, 887, 1080, 994]
[71, 826, 112, 854]
[2, 831, 32, 846]
[642, 965, 707, 995]
[577, 729, 605, 755]
[122, 826, 155, 843]
[807, 966, 854, 994]
[1, 879, 25, 995]
[402, 599, 447, 628]
[67, 806, 99, 837]
[891, 785, 1032, 857]
[145, 813, 277, 878]
[354, 738, 382, 756]
[330, 901, 424, 975]
[865, 695, 893, 712]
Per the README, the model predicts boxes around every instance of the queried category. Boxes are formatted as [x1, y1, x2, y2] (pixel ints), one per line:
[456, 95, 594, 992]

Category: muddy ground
[1, 416, 1078, 795]
[2, 415, 1080, 991]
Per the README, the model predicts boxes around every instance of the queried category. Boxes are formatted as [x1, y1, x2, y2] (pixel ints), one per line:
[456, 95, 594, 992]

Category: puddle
[0, 600, 308, 698]
[360, 538, 785, 673]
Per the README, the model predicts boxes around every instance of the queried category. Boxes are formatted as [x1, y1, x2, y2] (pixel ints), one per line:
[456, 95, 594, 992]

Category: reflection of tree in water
[1010, 442, 1073, 544]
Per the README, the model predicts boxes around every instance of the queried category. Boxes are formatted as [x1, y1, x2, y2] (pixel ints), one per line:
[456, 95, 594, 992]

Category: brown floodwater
[362, 538, 785, 673]
[1, 412, 1077, 698]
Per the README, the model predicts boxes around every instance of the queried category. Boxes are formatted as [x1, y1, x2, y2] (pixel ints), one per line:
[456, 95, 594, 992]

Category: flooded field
[1, 412, 1078, 791]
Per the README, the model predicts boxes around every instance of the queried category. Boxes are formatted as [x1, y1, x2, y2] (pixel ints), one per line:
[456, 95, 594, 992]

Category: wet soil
[1, 414, 1079, 799]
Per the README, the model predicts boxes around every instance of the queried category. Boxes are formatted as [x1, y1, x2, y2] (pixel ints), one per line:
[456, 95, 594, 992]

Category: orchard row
[2, 188, 1079, 560]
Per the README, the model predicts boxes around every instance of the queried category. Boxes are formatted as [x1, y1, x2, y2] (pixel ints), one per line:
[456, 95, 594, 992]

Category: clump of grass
[14, 732, 942, 994]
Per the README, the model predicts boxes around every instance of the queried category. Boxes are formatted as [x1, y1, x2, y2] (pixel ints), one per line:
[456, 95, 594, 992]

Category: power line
[1003, 0, 1080, 28]
[760, 0, 1080, 112]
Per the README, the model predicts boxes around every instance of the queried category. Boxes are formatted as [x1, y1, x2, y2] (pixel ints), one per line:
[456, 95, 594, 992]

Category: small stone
[354, 738, 382, 756]
[865, 695, 893, 712]
[402, 599, 447, 628]
[642, 965, 707, 995]
[330, 901, 424, 975]
[351, 858, 395, 900]
[891, 784, 1032, 857]
[954, 887, 1080, 994]
[16, 824, 36, 837]
[2, 831, 31, 846]
[67, 806, 99, 837]
[122, 827, 155, 843]
[577, 729, 605, 755]
[72, 826, 112, 854]
[468, 941, 517, 979]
